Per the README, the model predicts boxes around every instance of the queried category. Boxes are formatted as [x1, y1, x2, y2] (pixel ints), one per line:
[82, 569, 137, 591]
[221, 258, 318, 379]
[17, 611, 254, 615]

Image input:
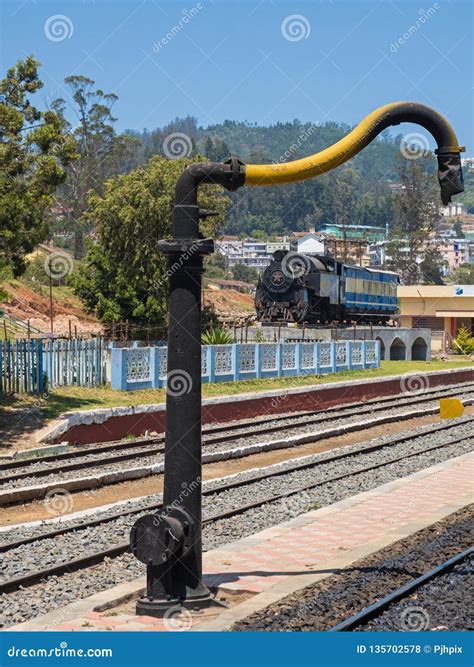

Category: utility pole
[49, 261, 54, 335]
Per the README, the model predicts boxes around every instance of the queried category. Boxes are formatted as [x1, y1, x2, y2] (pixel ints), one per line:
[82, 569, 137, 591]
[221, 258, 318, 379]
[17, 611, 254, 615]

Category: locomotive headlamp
[133, 102, 464, 618]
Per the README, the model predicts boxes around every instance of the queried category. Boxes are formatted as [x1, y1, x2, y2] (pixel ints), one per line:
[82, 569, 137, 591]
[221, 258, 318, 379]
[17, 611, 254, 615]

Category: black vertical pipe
[161, 201, 209, 602]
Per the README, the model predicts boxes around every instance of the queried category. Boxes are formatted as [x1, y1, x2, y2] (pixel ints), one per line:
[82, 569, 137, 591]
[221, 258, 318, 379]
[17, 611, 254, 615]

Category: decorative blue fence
[111, 340, 381, 391]
[0, 338, 104, 394]
[0, 339, 45, 394]
[43, 338, 104, 388]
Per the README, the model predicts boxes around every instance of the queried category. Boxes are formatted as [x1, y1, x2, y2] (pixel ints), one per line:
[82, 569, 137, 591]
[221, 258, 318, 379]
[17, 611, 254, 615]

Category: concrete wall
[244, 325, 431, 362]
[41, 366, 473, 445]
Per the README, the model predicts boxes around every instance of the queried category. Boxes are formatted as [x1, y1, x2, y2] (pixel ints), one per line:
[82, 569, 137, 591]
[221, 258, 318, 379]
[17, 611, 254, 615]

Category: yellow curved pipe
[244, 102, 463, 186]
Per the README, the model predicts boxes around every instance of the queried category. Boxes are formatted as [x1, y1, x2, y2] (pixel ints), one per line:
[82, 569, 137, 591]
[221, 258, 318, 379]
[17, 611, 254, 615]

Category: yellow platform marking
[440, 398, 464, 420]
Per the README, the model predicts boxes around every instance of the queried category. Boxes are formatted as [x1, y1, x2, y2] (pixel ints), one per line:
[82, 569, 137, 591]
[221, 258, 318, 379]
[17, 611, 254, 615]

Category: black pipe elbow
[371, 102, 464, 204]
[436, 152, 464, 205]
[171, 157, 245, 240]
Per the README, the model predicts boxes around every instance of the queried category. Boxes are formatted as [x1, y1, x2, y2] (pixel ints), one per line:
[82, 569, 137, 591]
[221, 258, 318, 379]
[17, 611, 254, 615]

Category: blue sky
[1, 0, 473, 151]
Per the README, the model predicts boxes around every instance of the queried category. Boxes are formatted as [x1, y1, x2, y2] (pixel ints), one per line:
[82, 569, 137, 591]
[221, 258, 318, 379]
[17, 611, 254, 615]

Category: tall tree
[73, 155, 230, 328]
[0, 56, 77, 276]
[232, 263, 259, 284]
[419, 247, 446, 285]
[53, 76, 138, 258]
[385, 158, 442, 284]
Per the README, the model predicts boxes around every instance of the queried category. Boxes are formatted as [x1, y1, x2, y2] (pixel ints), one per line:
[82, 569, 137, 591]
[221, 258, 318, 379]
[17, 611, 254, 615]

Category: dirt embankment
[2, 282, 102, 336]
[204, 288, 255, 319]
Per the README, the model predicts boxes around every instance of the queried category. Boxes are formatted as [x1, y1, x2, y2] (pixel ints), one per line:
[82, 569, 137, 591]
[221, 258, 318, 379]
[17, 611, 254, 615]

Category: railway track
[1, 383, 473, 493]
[1, 416, 472, 604]
[233, 506, 473, 632]
[329, 547, 473, 631]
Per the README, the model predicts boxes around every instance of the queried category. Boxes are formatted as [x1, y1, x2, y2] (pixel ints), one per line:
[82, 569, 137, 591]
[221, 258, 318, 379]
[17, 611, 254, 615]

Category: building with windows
[438, 238, 471, 272]
[398, 284, 474, 351]
[290, 233, 325, 254]
[439, 201, 467, 217]
[319, 223, 386, 241]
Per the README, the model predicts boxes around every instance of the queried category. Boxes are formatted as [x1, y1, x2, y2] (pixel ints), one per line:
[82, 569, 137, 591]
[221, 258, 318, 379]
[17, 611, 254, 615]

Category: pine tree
[454, 326, 474, 355]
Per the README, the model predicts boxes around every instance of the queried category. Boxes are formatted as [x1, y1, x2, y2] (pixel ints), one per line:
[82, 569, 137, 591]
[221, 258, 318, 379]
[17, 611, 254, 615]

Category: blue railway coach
[343, 265, 398, 317]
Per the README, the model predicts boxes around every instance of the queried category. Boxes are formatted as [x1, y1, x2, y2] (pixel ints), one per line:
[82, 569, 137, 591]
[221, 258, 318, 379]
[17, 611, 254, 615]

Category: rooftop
[398, 285, 474, 298]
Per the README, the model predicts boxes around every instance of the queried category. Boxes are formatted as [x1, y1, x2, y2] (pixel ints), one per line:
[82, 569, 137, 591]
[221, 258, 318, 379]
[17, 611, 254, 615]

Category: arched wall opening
[412, 336, 428, 361]
[390, 337, 406, 361]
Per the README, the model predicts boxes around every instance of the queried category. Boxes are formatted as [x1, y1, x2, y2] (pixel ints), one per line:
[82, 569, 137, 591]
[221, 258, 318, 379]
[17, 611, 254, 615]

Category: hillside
[204, 287, 255, 320]
[1, 281, 102, 336]
[127, 119, 407, 237]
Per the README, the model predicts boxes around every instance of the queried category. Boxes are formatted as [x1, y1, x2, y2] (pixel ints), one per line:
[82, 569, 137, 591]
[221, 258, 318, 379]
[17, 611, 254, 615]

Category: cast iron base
[136, 592, 227, 619]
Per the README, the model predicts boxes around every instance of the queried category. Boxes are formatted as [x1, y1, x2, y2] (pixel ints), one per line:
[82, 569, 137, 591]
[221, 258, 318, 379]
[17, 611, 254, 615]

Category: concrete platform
[41, 366, 473, 445]
[9, 451, 473, 633]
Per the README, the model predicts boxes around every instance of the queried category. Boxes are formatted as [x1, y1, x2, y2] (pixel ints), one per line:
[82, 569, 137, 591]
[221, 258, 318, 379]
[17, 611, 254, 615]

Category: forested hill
[127, 116, 433, 237]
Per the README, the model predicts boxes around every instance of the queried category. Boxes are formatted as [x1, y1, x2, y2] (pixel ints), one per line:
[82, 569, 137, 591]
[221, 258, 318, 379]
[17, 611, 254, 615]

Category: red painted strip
[56, 368, 474, 445]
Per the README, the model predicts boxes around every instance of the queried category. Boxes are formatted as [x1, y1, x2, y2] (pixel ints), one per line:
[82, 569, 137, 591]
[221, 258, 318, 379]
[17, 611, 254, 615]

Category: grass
[1, 359, 472, 423]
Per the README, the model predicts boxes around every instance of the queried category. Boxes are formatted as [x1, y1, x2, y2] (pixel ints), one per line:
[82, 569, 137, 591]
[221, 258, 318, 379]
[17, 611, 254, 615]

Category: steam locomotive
[255, 250, 399, 324]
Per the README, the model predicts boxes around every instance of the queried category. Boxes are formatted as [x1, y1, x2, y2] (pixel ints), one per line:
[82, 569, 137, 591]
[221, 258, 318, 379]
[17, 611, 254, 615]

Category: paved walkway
[12, 452, 473, 632]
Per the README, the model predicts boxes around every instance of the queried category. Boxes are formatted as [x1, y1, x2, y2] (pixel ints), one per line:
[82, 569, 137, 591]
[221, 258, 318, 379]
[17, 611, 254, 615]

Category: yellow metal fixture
[244, 101, 464, 193]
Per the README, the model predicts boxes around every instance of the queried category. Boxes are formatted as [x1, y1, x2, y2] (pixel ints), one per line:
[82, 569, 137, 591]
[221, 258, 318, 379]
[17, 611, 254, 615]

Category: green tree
[231, 263, 259, 284]
[0, 56, 77, 276]
[53, 76, 139, 258]
[454, 325, 474, 354]
[419, 247, 446, 285]
[73, 155, 230, 327]
[204, 252, 227, 279]
[203, 137, 230, 162]
[453, 220, 464, 238]
[385, 158, 440, 284]
[452, 263, 474, 285]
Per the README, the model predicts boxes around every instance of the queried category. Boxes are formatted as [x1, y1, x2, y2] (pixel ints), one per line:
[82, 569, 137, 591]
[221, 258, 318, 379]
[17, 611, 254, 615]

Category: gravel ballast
[233, 506, 473, 632]
[1, 387, 473, 491]
[0, 418, 471, 628]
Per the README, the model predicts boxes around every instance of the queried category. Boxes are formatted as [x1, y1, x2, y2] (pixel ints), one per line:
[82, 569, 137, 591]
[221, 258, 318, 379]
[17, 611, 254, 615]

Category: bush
[454, 325, 474, 355]
[201, 328, 233, 345]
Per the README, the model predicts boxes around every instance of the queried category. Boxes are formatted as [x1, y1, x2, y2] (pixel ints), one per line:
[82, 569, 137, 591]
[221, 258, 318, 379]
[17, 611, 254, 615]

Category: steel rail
[1, 385, 473, 485]
[1, 425, 471, 596]
[1, 416, 472, 553]
[1, 382, 472, 474]
[328, 547, 473, 632]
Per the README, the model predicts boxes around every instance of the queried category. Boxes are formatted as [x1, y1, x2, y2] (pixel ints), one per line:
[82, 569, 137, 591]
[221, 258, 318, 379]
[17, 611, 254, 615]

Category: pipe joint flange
[222, 156, 246, 191]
